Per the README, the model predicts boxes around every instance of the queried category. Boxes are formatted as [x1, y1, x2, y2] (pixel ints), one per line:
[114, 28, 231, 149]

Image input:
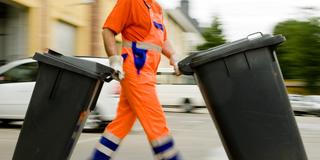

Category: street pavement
[0, 108, 320, 160]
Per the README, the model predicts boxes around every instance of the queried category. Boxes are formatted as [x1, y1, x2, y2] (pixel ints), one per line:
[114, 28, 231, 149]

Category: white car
[289, 94, 320, 116]
[0, 57, 119, 129]
[156, 67, 206, 112]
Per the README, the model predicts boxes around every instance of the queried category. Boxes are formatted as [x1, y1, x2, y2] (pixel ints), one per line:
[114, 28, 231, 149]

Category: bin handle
[101, 73, 113, 82]
[247, 32, 263, 40]
[105, 76, 113, 82]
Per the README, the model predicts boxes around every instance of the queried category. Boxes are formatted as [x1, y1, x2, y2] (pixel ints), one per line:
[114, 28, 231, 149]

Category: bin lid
[190, 33, 286, 68]
[33, 50, 114, 82]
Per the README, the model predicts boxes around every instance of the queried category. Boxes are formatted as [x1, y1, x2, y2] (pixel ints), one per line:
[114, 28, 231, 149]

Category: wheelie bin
[13, 50, 114, 160]
[178, 33, 308, 160]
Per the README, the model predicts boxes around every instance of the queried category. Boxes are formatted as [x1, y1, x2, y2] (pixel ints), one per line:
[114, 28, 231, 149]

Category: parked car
[156, 67, 206, 112]
[0, 56, 207, 131]
[288, 94, 320, 116]
[304, 95, 320, 104]
[302, 95, 320, 116]
[0, 57, 119, 129]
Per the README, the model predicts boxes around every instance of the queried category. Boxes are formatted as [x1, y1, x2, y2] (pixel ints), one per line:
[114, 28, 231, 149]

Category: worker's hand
[169, 55, 181, 76]
[109, 55, 125, 81]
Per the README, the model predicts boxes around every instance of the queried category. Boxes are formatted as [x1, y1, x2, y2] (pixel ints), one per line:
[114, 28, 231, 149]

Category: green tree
[197, 16, 226, 51]
[273, 18, 320, 94]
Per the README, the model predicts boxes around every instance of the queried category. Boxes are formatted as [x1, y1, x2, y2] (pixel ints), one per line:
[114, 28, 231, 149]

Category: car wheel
[83, 110, 103, 132]
[293, 111, 305, 116]
[0, 119, 11, 126]
[182, 98, 194, 113]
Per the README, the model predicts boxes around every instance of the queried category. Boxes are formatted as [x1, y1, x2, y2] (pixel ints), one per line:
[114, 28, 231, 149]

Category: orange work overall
[92, 1, 181, 160]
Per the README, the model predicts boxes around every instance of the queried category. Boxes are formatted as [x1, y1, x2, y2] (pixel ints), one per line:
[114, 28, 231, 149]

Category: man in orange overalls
[91, 0, 182, 159]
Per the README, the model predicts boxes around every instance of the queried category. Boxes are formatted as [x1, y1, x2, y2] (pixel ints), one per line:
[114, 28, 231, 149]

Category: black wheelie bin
[13, 50, 114, 160]
[178, 33, 308, 160]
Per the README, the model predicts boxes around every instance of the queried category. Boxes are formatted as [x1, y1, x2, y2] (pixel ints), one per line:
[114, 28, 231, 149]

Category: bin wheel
[182, 98, 194, 113]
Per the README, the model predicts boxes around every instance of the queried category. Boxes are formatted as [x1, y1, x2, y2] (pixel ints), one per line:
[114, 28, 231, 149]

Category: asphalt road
[0, 108, 320, 160]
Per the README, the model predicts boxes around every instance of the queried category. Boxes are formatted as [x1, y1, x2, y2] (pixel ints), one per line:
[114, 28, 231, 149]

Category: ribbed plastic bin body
[13, 50, 113, 160]
[179, 34, 308, 160]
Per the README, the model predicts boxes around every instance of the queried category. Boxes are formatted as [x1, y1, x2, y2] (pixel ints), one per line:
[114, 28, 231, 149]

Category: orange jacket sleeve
[103, 0, 132, 34]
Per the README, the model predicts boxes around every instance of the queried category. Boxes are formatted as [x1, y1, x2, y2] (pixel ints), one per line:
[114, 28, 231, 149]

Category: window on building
[0, 3, 28, 61]
[52, 21, 77, 55]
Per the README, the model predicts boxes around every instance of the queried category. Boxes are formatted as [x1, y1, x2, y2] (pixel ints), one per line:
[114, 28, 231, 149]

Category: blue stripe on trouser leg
[151, 136, 182, 160]
[153, 140, 174, 154]
[132, 42, 147, 74]
[92, 150, 111, 160]
[91, 133, 120, 160]
[99, 136, 119, 151]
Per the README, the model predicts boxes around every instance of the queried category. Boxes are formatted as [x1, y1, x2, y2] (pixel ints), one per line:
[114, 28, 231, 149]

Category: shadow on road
[163, 107, 209, 114]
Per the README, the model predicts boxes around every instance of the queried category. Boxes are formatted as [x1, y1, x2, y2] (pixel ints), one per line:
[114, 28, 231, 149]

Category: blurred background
[0, 0, 319, 94]
[0, 0, 320, 159]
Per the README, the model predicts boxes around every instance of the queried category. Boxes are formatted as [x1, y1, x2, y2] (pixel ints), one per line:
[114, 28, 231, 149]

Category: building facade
[0, 0, 204, 68]
[0, 0, 93, 62]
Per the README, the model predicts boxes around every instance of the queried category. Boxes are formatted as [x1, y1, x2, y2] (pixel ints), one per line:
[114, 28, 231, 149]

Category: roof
[165, 9, 202, 35]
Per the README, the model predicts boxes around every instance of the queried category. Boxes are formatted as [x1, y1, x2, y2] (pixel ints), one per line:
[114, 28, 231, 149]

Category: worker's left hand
[170, 55, 181, 76]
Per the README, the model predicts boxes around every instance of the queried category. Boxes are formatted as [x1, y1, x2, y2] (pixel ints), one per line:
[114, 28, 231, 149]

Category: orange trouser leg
[105, 74, 169, 141]
[117, 70, 181, 160]
[105, 90, 137, 139]
[91, 90, 136, 160]
[121, 75, 170, 141]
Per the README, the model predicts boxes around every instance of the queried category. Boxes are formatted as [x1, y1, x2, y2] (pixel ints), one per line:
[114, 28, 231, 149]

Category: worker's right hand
[109, 55, 125, 81]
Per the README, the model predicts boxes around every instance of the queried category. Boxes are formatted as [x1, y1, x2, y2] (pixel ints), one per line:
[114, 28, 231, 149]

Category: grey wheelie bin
[13, 50, 114, 160]
[178, 33, 308, 160]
